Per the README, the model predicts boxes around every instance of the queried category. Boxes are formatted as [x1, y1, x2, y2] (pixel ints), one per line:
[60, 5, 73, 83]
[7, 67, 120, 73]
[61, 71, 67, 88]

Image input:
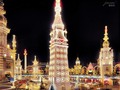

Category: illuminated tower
[0, 0, 10, 75]
[24, 49, 27, 73]
[49, 0, 69, 89]
[12, 35, 16, 60]
[74, 57, 82, 75]
[15, 54, 22, 80]
[98, 26, 113, 85]
[32, 56, 39, 77]
[11, 35, 17, 77]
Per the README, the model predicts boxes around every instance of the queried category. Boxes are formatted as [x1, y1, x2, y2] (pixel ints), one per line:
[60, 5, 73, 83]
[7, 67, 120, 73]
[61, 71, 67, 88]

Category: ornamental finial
[103, 26, 109, 41]
[102, 26, 109, 47]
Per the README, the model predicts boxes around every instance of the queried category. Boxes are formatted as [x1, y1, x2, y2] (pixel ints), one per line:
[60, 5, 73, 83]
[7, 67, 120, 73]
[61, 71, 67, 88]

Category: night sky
[3, 0, 119, 67]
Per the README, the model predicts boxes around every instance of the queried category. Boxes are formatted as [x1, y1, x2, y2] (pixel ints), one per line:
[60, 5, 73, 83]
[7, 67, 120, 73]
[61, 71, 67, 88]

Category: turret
[15, 54, 22, 80]
[33, 55, 38, 66]
[32, 56, 39, 77]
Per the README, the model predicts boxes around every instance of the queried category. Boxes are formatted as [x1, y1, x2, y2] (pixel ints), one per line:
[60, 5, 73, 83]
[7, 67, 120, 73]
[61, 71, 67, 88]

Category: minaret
[32, 56, 39, 77]
[11, 35, 17, 77]
[12, 35, 16, 50]
[0, 0, 10, 74]
[12, 35, 17, 60]
[98, 26, 113, 85]
[15, 54, 22, 80]
[33, 56, 38, 66]
[24, 49, 27, 73]
[49, 0, 69, 89]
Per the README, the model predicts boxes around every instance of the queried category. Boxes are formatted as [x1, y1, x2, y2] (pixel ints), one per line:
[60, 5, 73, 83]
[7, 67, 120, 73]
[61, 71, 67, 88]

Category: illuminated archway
[114, 64, 120, 75]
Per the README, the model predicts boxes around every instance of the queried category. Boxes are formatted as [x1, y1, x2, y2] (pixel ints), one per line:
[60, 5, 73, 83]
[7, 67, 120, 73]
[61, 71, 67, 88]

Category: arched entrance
[114, 64, 120, 75]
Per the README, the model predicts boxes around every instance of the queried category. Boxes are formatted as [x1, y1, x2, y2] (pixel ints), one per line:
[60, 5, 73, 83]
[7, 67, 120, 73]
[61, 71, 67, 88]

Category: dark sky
[3, 0, 119, 67]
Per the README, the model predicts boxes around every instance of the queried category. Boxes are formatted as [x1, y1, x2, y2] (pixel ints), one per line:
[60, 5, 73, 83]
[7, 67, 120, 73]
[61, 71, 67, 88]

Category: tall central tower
[49, 0, 69, 89]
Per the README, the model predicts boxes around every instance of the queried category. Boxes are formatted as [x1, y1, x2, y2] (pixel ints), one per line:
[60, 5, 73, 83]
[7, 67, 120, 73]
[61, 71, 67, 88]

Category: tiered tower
[98, 26, 113, 85]
[49, 0, 69, 89]
[0, 0, 16, 77]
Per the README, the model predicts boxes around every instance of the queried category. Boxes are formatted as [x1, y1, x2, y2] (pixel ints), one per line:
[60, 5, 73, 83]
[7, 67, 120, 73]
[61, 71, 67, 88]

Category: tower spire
[52, 0, 64, 30]
[12, 35, 16, 50]
[24, 49, 27, 73]
[33, 55, 38, 66]
[0, 0, 10, 47]
[102, 26, 109, 47]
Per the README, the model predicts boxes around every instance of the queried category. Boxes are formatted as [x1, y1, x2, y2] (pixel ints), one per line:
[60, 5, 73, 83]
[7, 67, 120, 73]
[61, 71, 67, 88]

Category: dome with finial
[33, 56, 38, 66]
[75, 57, 80, 65]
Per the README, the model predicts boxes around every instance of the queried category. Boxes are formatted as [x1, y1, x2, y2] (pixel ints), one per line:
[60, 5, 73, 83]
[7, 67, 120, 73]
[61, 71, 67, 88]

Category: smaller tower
[15, 54, 22, 80]
[73, 57, 82, 75]
[32, 56, 39, 77]
[11, 35, 17, 77]
[12, 35, 16, 50]
[24, 49, 27, 73]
